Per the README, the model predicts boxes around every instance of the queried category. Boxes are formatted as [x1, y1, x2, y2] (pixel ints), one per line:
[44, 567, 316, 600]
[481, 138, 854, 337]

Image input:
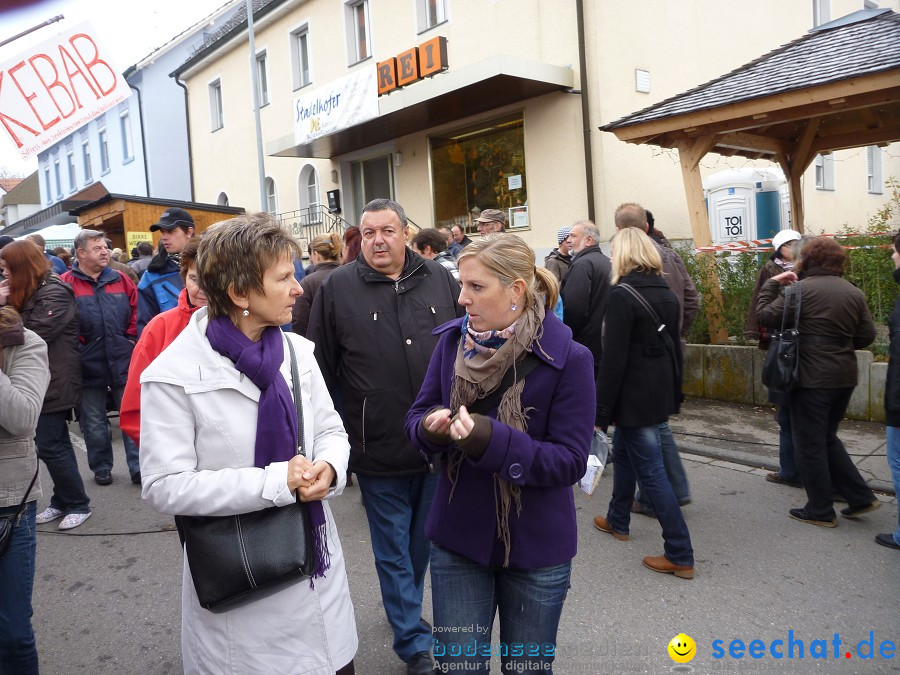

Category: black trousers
[788, 386, 875, 520]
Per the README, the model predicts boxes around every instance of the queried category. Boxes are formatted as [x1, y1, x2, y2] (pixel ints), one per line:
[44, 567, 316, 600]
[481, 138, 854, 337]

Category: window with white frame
[814, 154, 835, 190]
[265, 177, 278, 213]
[298, 164, 321, 222]
[210, 80, 224, 130]
[82, 139, 92, 182]
[43, 165, 51, 203]
[99, 127, 110, 173]
[346, 1, 371, 64]
[120, 110, 133, 161]
[256, 51, 269, 106]
[53, 154, 62, 198]
[813, 0, 831, 26]
[867, 146, 882, 194]
[66, 144, 76, 191]
[290, 26, 311, 90]
[417, 0, 447, 33]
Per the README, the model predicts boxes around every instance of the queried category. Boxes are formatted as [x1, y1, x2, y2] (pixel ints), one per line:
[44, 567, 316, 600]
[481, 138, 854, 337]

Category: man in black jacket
[561, 219, 611, 422]
[879, 233, 900, 550]
[308, 199, 463, 674]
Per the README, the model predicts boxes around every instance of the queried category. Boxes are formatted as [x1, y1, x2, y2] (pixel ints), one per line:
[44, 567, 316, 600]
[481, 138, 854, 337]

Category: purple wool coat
[405, 312, 595, 569]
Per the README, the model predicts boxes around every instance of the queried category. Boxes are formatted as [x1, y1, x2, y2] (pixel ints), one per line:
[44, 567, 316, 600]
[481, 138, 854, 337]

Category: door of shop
[350, 155, 394, 225]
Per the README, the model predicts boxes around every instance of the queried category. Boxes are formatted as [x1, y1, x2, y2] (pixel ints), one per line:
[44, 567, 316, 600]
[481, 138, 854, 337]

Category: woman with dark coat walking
[292, 232, 342, 336]
[879, 232, 900, 550]
[593, 227, 694, 579]
[0, 240, 89, 530]
[757, 236, 878, 528]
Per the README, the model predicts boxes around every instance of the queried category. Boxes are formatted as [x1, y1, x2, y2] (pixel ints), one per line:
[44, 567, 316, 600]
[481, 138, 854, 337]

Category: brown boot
[642, 555, 694, 579]
[593, 516, 629, 541]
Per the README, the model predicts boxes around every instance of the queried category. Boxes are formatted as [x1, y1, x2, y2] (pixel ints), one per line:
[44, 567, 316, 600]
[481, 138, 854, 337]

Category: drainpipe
[174, 77, 196, 202]
[575, 0, 596, 223]
[127, 81, 151, 198]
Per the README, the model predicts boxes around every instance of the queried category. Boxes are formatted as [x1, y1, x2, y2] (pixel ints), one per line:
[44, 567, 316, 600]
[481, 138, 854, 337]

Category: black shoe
[875, 533, 900, 550]
[94, 470, 112, 486]
[406, 651, 433, 675]
[766, 472, 802, 488]
[131, 471, 142, 485]
[840, 500, 881, 519]
[789, 508, 836, 528]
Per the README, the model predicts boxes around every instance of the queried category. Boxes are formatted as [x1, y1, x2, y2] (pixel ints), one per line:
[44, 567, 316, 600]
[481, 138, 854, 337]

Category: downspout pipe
[576, 0, 596, 223]
[174, 77, 196, 202]
[127, 81, 151, 198]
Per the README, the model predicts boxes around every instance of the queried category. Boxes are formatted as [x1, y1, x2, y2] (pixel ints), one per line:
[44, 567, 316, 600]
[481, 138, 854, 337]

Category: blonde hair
[610, 227, 662, 285]
[309, 232, 343, 262]
[457, 234, 558, 310]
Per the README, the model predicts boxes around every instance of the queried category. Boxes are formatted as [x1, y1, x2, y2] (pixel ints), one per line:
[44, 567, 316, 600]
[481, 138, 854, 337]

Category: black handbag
[176, 338, 315, 612]
[762, 283, 802, 393]
[0, 463, 38, 559]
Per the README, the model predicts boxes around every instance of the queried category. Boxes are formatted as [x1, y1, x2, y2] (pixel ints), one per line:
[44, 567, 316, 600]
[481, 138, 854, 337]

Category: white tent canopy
[16, 222, 82, 247]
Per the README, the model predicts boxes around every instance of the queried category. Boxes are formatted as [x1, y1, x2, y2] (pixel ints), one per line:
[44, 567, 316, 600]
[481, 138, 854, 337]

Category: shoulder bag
[0, 463, 38, 559]
[617, 283, 681, 378]
[761, 282, 802, 393]
[175, 337, 315, 612]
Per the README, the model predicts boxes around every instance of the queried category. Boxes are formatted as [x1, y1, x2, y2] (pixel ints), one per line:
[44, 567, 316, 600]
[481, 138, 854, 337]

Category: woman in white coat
[139, 214, 357, 675]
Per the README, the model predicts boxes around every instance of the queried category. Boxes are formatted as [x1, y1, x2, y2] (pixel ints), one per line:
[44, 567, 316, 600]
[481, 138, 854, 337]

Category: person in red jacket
[121, 238, 204, 449]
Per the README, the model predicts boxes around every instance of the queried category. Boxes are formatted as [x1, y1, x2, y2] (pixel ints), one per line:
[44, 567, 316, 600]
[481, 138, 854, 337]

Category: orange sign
[377, 36, 448, 96]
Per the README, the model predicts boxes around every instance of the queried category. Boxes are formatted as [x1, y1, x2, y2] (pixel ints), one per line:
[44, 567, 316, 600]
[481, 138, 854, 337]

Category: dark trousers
[35, 411, 91, 514]
[788, 387, 875, 520]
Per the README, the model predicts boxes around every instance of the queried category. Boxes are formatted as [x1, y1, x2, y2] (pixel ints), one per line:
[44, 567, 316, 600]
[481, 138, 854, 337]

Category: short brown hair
[0, 240, 51, 311]
[196, 213, 300, 319]
[796, 236, 846, 276]
[614, 203, 648, 230]
[179, 236, 202, 283]
[412, 228, 447, 255]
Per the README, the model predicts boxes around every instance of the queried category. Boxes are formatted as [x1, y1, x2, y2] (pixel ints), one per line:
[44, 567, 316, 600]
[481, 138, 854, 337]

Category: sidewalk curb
[675, 437, 896, 497]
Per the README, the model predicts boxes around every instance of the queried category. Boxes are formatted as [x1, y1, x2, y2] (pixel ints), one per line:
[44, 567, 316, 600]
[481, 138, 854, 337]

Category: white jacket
[139, 309, 357, 674]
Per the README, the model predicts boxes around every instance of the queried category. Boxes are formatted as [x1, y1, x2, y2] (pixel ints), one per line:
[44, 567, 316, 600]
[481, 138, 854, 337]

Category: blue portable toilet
[704, 168, 790, 245]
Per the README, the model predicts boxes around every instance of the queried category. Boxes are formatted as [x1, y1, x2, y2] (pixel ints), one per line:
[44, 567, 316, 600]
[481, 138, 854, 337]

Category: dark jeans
[35, 411, 90, 514]
[0, 501, 38, 674]
[788, 387, 875, 520]
[636, 422, 691, 509]
[606, 426, 694, 566]
[80, 385, 140, 477]
[355, 471, 438, 662]
[430, 544, 568, 674]
[769, 390, 800, 482]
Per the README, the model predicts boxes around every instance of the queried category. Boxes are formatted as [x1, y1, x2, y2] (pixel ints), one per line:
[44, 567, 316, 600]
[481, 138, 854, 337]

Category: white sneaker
[58, 512, 92, 530]
[36, 506, 64, 524]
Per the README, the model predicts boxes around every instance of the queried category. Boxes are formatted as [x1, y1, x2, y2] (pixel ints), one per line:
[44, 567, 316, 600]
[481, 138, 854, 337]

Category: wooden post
[677, 137, 729, 344]
[777, 116, 821, 234]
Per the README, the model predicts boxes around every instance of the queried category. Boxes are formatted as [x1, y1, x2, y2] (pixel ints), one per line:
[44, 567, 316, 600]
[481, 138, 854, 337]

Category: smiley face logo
[668, 633, 696, 663]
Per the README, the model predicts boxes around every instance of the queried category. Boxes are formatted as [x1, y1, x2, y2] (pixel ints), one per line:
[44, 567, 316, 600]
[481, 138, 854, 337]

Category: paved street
[31, 413, 899, 674]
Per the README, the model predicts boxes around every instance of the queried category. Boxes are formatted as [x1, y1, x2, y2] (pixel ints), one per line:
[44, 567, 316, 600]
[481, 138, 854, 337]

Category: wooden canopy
[602, 8, 900, 247]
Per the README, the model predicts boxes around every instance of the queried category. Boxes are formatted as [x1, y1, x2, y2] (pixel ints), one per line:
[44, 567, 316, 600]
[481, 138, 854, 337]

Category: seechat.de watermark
[710, 630, 895, 662]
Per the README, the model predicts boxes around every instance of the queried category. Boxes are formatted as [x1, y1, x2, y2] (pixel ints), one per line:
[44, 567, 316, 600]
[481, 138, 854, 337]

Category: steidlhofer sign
[293, 68, 378, 146]
[0, 21, 131, 160]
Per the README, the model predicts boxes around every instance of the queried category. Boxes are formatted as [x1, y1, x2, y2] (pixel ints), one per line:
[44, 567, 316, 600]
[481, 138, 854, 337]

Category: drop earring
[510, 303, 518, 311]
[242, 309, 250, 317]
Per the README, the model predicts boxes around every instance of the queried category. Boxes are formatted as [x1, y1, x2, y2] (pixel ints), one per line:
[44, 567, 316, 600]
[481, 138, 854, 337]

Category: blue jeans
[606, 426, 694, 566]
[80, 385, 139, 477]
[356, 471, 438, 662]
[886, 426, 900, 546]
[770, 391, 800, 482]
[0, 501, 38, 674]
[35, 411, 90, 514]
[430, 544, 568, 674]
[636, 422, 690, 509]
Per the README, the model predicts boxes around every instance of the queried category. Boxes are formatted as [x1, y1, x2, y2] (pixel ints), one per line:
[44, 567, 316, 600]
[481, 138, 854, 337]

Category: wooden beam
[777, 153, 805, 235]
[793, 116, 821, 176]
[609, 75, 900, 142]
[716, 131, 787, 155]
[676, 139, 728, 344]
[860, 107, 883, 129]
[809, 123, 900, 154]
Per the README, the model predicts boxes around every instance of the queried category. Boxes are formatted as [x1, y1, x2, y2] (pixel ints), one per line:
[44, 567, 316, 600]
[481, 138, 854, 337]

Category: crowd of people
[0, 201, 896, 675]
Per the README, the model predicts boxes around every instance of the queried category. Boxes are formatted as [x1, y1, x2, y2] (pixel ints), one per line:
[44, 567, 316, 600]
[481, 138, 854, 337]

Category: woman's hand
[0, 279, 9, 306]
[450, 405, 475, 442]
[771, 271, 798, 286]
[424, 408, 453, 439]
[288, 455, 336, 502]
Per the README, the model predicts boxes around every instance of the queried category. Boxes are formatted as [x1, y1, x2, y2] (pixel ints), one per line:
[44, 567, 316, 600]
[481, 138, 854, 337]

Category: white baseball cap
[771, 229, 801, 253]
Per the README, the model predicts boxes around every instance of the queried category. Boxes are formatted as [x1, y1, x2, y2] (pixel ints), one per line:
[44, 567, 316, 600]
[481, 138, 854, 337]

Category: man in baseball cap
[137, 207, 195, 334]
[475, 208, 506, 235]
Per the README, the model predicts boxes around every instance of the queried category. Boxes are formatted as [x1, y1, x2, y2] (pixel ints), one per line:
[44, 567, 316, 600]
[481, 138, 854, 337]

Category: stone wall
[683, 345, 887, 422]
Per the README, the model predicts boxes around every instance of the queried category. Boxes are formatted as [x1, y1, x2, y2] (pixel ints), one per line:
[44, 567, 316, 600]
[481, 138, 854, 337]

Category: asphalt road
[30, 420, 900, 674]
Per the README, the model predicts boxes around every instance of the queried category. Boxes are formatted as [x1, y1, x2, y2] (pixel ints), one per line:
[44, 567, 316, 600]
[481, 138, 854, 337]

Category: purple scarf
[206, 316, 330, 579]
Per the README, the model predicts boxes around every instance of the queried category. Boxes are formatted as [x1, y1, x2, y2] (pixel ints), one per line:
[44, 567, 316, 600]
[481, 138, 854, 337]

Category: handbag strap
[618, 283, 681, 377]
[780, 282, 802, 333]
[285, 336, 306, 458]
[467, 352, 541, 415]
[9, 461, 39, 521]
